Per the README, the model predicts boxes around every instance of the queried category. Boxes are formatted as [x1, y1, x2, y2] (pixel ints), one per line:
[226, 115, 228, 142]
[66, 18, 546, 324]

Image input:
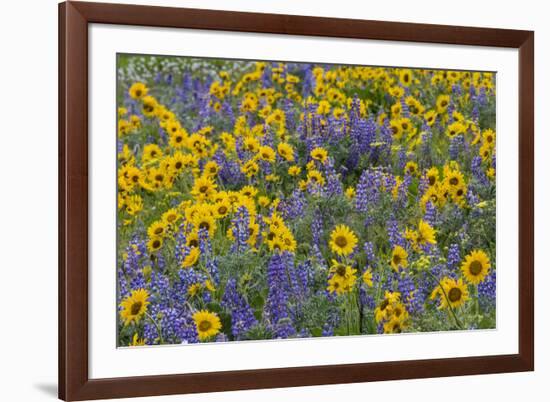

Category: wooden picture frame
[59, 1, 534, 400]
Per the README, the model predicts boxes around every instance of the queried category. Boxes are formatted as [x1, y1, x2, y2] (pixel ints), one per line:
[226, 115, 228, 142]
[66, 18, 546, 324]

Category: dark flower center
[393, 254, 401, 266]
[198, 320, 211, 332]
[335, 236, 347, 248]
[469, 261, 483, 276]
[131, 301, 142, 315]
[335, 265, 346, 277]
[450, 177, 459, 186]
[448, 287, 462, 302]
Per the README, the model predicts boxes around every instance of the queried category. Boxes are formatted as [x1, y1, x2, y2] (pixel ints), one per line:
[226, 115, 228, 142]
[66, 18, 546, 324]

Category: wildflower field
[116, 54, 496, 346]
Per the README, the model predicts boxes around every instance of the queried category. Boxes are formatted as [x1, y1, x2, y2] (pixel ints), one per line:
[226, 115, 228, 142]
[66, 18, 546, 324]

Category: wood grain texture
[58, 1, 534, 400]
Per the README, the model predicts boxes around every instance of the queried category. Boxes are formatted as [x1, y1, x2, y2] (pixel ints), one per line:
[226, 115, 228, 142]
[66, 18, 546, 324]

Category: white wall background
[0, 0, 545, 401]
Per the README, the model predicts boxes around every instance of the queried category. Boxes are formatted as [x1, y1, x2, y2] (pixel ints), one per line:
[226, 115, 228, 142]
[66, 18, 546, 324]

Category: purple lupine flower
[311, 208, 324, 246]
[478, 269, 496, 311]
[395, 174, 412, 210]
[322, 307, 341, 337]
[222, 278, 258, 340]
[264, 252, 296, 338]
[355, 170, 369, 213]
[478, 86, 487, 106]
[387, 218, 405, 248]
[398, 272, 423, 314]
[324, 157, 343, 197]
[424, 201, 437, 226]
[364, 241, 376, 267]
[230, 206, 250, 253]
[447, 244, 461, 272]
[397, 149, 407, 171]
[280, 189, 306, 220]
[449, 135, 463, 161]
[400, 97, 410, 118]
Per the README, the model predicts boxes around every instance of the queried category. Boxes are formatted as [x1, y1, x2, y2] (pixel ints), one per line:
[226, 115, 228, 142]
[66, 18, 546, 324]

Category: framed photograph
[59, 1, 534, 400]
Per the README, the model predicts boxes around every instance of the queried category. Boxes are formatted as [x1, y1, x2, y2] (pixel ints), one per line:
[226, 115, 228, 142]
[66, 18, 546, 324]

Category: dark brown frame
[59, 1, 534, 400]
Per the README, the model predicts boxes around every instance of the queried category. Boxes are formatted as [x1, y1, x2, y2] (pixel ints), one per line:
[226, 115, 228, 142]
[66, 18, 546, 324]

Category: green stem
[145, 311, 164, 344]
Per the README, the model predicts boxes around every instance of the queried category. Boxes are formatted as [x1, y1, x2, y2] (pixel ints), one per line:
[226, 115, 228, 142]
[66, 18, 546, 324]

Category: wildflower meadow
[116, 55, 496, 346]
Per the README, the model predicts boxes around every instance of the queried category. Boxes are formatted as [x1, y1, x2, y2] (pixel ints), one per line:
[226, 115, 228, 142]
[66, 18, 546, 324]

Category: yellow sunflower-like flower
[383, 316, 407, 334]
[327, 275, 347, 295]
[288, 165, 302, 177]
[162, 208, 181, 226]
[129, 82, 148, 100]
[193, 310, 222, 341]
[482, 128, 496, 147]
[404, 161, 418, 176]
[147, 220, 167, 239]
[142, 143, 163, 163]
[374, 291, 401, 323]
[432, 277, 470, 309]
[125, 194, 143, 216]
[258, 145, 276, 163]
[182, 247, 200, 268]
[130, 333, 146, 347]
[461, 250, 491, 285]
[141, 95, 158, 117]
[213, 199, 231, 219]
[424, 110, 437, 126]
[203, 161, 220, 177]
[436, 94, 450, 114]
[241, 160, 259, 177]
[243, 136, 260, 153]
[307, 169, 325, 187]
[444, 169, 465, 188]
[329, 225, 358, 256]
[362, 268, 373, 287]
[417, 220, 436, 246]
[188, 283, 203, 297]
[147, 237, 163, 253]
[192, 213, 217, 236]
[277, 142, 294, 162]
[191, 176, 218, 201]
[446, 121, 467, 139]
[258, 196, 270, 208]
[310, 147, 328, 163]
[425, 167, 439, 187]
[390, 245, 408, 271]
[119, 289, 149, 326]
[399, 69, 413, 86]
